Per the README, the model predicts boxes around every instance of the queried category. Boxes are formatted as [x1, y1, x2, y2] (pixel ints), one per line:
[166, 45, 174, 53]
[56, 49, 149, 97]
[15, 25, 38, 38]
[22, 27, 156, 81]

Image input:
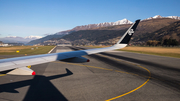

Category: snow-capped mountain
[167, 16, 180, 20]
[71, 18, 133, 31]
[55, 18, 133, 35]
[0, 36, 42, 44]
[56, 15, 180, 35]
[144, 15, 180, 20]
[113, 18, 133, 25]
[24, 36, 42, 39]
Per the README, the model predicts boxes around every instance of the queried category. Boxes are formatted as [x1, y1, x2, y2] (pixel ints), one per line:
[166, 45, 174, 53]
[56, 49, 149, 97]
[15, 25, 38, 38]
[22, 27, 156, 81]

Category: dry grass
[0, 46, 55, 55]
[86, 45, 180, 58]
[120, 46, 180, 58]
[121, 47, 180, 54]
[0, 46, 36, 52]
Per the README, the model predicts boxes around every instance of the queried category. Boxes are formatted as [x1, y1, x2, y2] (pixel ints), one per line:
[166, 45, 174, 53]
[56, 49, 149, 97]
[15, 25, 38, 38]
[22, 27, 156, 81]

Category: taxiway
[0, 46, 180, 101]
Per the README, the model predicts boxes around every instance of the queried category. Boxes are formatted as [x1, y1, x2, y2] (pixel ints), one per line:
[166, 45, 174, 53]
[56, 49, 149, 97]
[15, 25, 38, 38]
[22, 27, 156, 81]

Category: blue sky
[0, 0, 180, 38]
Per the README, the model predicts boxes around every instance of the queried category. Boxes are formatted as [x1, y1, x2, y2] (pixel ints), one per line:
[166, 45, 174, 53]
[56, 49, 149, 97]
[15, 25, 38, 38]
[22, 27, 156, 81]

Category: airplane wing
[0, 19, 140, 75]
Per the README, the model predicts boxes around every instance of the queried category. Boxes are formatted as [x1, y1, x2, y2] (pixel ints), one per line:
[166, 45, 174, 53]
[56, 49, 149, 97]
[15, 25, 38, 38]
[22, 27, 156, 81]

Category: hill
[62, 29, 128, 45]
[142, 20, 180, 45]
[26, 16, 180, 45]
[58, 18, 179, 45]
[132, 18, 179, 42]
[27, 19, 133, 45]
[26, 34, 65, 45]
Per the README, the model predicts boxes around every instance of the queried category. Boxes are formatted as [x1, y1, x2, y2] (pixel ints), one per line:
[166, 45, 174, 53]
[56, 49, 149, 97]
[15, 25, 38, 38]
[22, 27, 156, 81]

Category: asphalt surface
[0, 46, 180, 101]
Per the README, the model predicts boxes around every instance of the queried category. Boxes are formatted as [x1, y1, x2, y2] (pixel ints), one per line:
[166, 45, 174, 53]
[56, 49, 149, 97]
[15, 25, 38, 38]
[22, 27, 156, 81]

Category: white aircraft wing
[0, 19, 140, 75]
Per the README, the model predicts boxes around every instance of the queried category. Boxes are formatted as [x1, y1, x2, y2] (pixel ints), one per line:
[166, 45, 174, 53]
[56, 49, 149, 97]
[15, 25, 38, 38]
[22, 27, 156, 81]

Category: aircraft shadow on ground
[0, 68, 73, 101]
[70, 46, 180, 92]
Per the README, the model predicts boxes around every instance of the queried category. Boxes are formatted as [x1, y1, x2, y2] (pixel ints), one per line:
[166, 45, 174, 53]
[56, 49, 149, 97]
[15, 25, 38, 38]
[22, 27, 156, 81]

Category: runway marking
[53, 54, 151, 101]
[106, 79, 150, 101]
[48, 46, 56, 53]
[0, 74, 6, 76]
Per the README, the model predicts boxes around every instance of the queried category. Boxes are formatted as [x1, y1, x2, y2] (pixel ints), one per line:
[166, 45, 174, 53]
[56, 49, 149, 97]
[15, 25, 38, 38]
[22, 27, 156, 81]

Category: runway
[0, 46, 180, 101]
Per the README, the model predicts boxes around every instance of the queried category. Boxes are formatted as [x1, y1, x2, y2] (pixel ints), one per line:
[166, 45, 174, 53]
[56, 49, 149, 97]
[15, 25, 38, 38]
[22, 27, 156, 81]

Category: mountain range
[28, 15, 180, 45]
[1, 15, 180, 45]
[0, 36, 42, 44]
[55, 15, 180, 35]
[54, 18, 133, 35]
[144, 15, 180, 20]
[27, 18, 134, 45]
[57, 18, 180, 45]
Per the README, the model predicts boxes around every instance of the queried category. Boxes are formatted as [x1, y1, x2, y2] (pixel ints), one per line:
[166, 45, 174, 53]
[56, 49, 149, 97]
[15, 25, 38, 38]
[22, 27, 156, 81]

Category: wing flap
[7, 67, 35, 75]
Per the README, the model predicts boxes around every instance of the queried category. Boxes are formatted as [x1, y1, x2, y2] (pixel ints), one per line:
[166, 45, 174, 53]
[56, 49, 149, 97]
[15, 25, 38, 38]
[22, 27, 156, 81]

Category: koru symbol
[128, 29, 134, 35]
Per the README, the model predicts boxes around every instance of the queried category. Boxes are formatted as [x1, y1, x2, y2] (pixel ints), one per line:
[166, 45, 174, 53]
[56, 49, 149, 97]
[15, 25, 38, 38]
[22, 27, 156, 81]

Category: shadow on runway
[0, 68, 73, 101]
[69, 46, 180, 92]
[101, 52, 180, 73]
[99, 52, 180, 91]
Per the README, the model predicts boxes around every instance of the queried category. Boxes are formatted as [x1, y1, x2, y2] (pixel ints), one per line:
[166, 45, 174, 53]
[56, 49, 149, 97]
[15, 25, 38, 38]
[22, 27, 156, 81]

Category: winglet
[112, 19, 140, 49]
[117, 19, 140, 44]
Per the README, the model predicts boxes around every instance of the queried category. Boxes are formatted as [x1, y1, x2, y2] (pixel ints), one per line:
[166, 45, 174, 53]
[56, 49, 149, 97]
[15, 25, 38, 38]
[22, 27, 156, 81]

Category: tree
[162, 38, 179, 46]
[146, 40, 160, 46]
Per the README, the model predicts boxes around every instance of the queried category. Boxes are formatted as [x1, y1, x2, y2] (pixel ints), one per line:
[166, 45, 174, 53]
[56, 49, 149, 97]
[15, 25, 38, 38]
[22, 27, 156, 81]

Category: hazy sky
[0, 0, 180, 37]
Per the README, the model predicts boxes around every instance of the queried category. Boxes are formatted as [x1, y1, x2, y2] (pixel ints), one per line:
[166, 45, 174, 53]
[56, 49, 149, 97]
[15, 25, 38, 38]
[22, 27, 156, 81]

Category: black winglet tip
[136, 19, 141, 22]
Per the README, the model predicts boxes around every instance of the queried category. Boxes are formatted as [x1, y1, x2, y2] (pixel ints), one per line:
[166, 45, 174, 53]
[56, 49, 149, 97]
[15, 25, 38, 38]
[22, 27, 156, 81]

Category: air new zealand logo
[128, 29, 134, 36]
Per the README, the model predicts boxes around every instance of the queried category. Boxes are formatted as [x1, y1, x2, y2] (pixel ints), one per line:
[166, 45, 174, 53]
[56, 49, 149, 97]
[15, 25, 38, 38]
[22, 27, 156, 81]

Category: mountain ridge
[59, 18, 180, 45]
[25, 15, 180, 45]
[144, 15, 180, 20]
[55, 18, 133, 35]
[140, 20, 180, 44]
[27, 18, 133, 45]
[0, 36, 42, 44]
[70, 18, 133, 31]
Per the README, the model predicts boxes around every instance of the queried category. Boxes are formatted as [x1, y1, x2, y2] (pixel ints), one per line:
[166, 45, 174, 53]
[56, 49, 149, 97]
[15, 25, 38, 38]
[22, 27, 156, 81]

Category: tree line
[146, 38, 179, 46]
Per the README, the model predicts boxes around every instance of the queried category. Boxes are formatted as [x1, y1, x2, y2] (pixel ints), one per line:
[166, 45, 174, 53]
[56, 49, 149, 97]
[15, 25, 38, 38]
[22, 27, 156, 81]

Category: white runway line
[48, 46, 57, 53]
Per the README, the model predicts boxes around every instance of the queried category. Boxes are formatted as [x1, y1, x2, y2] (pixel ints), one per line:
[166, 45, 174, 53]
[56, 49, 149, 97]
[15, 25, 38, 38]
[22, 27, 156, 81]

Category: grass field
[0, 46, 55, 55]
[120, 46, 180, 58]
[1, 45, 180, 58]
[86, 46, 180, 58]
